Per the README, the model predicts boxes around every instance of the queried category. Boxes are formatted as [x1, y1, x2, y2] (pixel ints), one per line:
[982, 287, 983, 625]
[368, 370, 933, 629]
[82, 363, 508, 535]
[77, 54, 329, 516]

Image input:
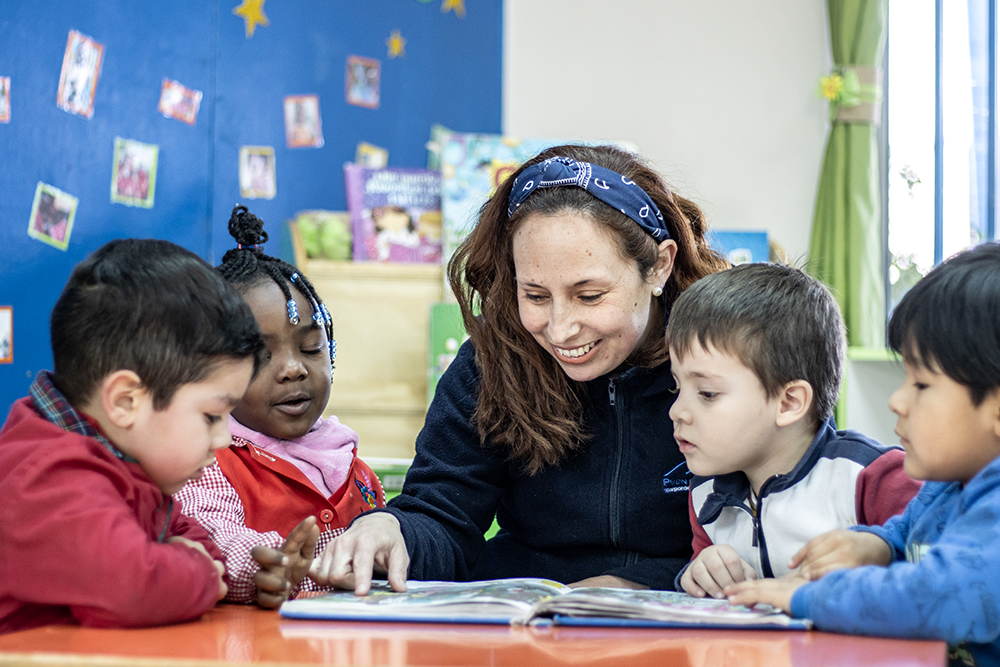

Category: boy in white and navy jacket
[664, 263, 921, 597]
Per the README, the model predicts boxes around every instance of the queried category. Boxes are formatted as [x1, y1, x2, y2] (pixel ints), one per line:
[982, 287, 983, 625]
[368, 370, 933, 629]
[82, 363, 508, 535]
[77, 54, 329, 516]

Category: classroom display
[279, 578, 809, 629]
[0, 3, 501, 416]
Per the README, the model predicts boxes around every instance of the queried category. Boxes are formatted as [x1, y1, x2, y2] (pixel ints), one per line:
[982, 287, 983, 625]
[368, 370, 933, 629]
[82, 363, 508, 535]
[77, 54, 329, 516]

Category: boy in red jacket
[0, 238, 265, 633]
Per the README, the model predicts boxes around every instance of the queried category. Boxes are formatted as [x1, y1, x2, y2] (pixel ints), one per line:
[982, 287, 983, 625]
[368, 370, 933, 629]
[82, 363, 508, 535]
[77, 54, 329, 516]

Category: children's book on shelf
[289, 210, 352, 262]
[438, 133, 557, 269]
[428, 302, 468, 406]
[279, 578, 810, 630]
[344, 163, 442, 263]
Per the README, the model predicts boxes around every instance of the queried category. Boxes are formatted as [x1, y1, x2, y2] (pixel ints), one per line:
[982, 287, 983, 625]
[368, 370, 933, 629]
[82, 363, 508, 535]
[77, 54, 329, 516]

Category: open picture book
[279, 578, 810, 630]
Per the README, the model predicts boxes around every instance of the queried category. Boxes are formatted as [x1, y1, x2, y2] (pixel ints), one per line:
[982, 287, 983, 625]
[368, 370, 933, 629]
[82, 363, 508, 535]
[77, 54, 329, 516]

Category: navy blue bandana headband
[506, 157, 670, 241]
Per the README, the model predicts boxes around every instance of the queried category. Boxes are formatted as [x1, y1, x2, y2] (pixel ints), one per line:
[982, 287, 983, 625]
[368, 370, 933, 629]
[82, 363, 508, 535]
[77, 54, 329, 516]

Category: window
[887, 0, 995, 307]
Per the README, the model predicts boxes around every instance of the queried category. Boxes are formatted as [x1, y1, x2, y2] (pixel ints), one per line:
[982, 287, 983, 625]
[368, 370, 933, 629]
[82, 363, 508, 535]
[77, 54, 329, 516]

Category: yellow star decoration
[386, 29, 406, 58]
[441, 0, 466, 18]
[233, 0, 270, 38]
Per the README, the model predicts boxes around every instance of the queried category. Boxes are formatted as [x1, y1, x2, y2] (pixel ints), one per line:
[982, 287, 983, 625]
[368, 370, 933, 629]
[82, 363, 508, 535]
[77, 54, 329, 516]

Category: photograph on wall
[0, 77, 10, 123]
[239, 146, 277, 199]
[111, 138, 158, 208]
[345, 55, 380, 109]
[56, 30, 104, 119]
[158, 78, 202, 125]
[284, 94, 324, 148]
[0, 307, 11, 364]
[27, 182, 78, 251]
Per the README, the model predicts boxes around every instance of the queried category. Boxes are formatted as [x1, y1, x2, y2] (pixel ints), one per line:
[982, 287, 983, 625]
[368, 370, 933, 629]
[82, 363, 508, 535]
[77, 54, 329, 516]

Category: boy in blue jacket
[728, 242, 1000, 667]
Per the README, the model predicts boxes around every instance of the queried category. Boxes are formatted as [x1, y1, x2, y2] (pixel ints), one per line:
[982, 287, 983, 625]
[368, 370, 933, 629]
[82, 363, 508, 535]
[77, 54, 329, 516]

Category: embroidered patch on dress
[355, 478, 377, 508]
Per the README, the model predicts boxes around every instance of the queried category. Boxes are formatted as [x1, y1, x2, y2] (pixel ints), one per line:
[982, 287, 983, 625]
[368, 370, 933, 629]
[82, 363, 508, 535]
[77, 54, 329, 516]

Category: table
[0, 604, 946, 667]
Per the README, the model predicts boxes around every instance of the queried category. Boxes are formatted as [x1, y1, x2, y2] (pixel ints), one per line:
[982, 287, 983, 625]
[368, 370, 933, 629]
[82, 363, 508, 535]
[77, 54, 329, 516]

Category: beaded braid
[217, 205, 336, 372]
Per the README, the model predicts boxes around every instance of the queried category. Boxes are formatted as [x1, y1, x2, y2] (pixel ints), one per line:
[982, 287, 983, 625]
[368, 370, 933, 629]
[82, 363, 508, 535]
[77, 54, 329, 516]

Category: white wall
[503, 0, 831, 263]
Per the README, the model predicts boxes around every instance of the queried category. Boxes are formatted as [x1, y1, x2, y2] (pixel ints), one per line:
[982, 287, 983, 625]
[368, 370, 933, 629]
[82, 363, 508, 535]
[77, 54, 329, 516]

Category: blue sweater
[378, 339, 693, 589]
[790, 454, 1000, 666]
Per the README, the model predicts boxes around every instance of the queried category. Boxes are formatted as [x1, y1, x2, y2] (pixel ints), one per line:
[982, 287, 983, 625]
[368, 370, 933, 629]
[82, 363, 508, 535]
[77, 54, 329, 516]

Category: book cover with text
[344, 164, 442, 263]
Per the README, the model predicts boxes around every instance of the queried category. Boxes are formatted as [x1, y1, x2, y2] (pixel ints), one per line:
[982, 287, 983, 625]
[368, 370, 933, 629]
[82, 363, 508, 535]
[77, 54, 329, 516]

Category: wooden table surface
[0, 603, 946, 667]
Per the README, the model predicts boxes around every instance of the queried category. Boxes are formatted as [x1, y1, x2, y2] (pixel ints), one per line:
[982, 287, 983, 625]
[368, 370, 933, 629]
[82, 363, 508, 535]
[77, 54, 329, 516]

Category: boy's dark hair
[666, 262, 846, 428]
[888, 241, 1000, 405]
[51, 238, 265, 410]
[216, 205, 335, 371]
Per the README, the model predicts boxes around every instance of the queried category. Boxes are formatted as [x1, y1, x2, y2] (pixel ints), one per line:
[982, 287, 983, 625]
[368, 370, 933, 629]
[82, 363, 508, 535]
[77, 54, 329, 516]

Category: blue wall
[0, 1, 502, 415]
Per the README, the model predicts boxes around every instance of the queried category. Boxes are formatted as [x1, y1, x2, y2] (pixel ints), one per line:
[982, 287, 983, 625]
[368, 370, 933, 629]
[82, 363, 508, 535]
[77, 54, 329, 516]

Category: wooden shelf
[301, 259, 445, 459]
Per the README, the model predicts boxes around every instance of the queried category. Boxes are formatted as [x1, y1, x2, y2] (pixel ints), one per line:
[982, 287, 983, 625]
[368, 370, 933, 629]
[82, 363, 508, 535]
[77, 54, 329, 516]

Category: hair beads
[217, 205, 337, 374]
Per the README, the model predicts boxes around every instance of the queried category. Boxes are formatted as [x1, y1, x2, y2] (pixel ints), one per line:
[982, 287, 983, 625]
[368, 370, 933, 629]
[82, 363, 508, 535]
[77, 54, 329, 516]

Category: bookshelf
[301, 259, 444, 461]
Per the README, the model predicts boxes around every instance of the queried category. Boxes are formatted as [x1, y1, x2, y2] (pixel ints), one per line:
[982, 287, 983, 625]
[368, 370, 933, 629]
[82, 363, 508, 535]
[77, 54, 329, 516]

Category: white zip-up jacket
[676, 417, 921, 587]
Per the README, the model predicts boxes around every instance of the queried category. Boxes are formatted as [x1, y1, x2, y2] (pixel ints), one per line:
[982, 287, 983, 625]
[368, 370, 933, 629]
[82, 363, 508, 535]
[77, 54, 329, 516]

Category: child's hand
[725, 576, 807, 614]
[167, 535, 228, 601]
[789, 529, 892, 580]
[680, 544, 757, 599]
[250, 515, 320, 609]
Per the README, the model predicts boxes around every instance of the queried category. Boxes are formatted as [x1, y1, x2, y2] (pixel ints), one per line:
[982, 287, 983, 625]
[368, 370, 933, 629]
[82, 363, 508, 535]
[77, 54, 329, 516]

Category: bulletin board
[0, 0, 502, 415]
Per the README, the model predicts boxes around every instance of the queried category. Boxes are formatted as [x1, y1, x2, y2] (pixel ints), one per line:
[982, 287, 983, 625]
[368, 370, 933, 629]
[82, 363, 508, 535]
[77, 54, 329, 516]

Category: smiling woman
[310, 144, 730, 595]
[513, 210, 674, 383]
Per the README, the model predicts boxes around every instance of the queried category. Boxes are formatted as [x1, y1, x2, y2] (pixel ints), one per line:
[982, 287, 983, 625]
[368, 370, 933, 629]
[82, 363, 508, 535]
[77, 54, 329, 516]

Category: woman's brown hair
[447, 144, 729, 474]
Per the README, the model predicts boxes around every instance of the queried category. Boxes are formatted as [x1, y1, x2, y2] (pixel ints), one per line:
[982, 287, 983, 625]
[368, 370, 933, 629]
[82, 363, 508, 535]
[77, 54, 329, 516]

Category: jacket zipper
[748, 489, 774, 577]
[608, 378, 624, 547]
[746, 493, 759, 546]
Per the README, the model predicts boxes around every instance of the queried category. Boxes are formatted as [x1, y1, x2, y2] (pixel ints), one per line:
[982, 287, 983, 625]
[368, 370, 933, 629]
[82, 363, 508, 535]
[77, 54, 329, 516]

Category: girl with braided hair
[177, 205, 384, 609]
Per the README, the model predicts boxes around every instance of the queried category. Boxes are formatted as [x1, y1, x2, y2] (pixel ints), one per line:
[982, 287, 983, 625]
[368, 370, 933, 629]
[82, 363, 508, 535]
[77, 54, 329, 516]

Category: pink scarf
[228, 415, 358, 498]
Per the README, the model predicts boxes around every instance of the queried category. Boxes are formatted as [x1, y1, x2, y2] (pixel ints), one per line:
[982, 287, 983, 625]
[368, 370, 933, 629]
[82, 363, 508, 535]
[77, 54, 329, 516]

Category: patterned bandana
[506, 156, 670, 241]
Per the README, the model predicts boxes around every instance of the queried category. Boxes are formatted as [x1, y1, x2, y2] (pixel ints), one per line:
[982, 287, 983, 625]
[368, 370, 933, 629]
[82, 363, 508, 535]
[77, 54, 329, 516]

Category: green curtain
[808, 0, 887, 348]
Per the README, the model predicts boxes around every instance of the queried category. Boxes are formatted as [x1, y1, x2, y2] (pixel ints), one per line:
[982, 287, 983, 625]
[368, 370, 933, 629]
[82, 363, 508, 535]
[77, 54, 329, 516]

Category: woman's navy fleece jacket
[373, 339, 692, 590]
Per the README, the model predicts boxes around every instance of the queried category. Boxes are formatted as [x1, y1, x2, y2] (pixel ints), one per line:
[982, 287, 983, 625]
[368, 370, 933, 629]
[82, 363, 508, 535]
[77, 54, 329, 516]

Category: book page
[281, 578, 570, 623]
[531, 588, 807, 628]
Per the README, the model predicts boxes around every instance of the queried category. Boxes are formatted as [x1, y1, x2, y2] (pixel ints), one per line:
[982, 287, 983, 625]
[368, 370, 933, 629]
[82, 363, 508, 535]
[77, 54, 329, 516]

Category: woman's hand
[309, 512, 409, 595]
[568, 575, 648, 589]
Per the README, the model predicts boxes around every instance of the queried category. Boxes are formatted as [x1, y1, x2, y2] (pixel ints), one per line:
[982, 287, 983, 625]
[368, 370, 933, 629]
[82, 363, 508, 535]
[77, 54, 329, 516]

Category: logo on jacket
[662, 462, 692, 494]
[356, 473, 377, 508]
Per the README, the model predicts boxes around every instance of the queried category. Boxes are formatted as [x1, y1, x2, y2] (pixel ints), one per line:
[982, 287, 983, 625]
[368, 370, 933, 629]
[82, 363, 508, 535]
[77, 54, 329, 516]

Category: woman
[311, 144, 729, 593]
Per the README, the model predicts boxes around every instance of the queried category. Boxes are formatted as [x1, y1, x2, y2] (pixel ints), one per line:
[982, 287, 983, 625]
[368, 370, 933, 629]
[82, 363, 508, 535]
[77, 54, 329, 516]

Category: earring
[653, 285, 663, 297]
